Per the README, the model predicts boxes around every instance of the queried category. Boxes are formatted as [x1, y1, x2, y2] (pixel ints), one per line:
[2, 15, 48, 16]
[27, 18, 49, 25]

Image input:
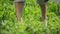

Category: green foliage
[0, 0, 60, 34]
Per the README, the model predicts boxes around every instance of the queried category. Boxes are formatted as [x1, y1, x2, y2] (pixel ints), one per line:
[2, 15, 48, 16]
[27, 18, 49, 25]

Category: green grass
[0, 0, 60, 34]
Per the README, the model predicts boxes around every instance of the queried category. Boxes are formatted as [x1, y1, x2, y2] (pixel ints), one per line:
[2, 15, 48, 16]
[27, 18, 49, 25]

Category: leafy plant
[0, 0, 60, 34]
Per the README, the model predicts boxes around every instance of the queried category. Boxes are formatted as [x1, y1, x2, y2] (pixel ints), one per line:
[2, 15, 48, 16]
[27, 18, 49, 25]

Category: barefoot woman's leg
[40, 3, 48, 21]
[14, 0, 25, 22]
[37, 0, 48, 21]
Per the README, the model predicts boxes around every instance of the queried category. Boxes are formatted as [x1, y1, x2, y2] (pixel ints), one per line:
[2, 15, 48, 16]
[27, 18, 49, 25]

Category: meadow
[0, 0, 60, 34]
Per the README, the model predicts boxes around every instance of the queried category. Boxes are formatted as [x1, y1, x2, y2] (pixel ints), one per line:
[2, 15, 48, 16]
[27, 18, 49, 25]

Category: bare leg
[40, 3, 48, 21]
[15, 2, 24, 22]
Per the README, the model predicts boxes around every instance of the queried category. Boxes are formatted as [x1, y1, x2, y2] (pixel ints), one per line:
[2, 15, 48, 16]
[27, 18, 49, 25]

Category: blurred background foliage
[0, 0, 60, 34]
